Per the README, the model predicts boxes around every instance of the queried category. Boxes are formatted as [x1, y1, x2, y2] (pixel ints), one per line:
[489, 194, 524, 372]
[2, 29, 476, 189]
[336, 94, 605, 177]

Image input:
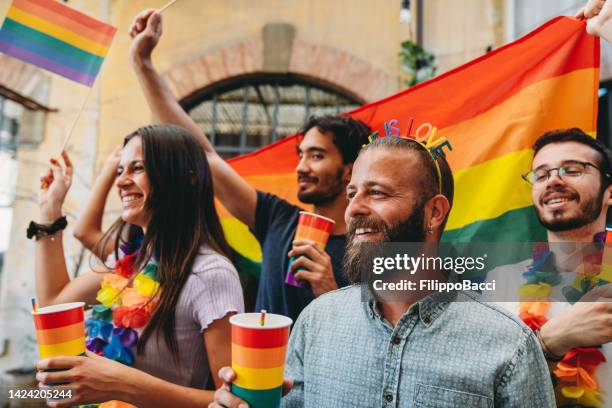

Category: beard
[297, 169, 345, 205]
[535, 186, 604, 232]
[343, 200, 426, 284]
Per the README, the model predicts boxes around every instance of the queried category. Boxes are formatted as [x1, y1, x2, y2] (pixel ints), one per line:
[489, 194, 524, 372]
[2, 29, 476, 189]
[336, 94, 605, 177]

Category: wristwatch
[27, 216, 68, 240]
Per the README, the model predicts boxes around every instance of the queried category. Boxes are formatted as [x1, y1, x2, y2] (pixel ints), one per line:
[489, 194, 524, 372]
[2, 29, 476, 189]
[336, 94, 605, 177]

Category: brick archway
[163, 36, 397, 104]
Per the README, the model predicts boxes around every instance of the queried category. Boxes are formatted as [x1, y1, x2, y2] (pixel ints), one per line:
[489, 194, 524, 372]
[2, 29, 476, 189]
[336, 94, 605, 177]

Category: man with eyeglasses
[522, 130, 612, 235]
[488, 128, 612, 407]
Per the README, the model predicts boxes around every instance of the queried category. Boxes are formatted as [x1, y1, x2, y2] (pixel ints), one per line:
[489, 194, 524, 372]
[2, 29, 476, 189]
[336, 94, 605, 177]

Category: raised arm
[35, 152, 104, 307]
[73, 146, 121, 261]
[128, 9, 257, 228]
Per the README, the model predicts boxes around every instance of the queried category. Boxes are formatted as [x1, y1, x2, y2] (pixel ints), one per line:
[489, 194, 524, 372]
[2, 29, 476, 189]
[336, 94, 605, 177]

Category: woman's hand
[36, 351, 134, 407]
[101, 146, 122, 177]
[38, 151, 73, 222]
[128, 9, 163, 69]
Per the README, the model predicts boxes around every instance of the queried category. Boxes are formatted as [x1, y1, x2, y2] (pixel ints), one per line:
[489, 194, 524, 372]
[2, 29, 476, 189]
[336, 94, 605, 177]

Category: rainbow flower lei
[82, 243, 161, 408]
[520, 234, 609, 408]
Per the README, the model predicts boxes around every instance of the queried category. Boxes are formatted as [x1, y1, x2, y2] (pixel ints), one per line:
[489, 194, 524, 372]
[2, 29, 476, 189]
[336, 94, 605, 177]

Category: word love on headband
[363, 118, 453, 159]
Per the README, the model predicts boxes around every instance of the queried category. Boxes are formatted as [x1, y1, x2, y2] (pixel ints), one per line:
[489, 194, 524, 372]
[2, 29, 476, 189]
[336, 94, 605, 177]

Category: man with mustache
[210, 136, 555, 407]
[488, 128, 612, 406]
[129, 10, 370, 320]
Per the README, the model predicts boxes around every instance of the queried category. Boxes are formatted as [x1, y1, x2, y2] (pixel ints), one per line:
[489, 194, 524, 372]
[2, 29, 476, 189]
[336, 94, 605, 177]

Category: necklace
[82, 244, 161, 408]
[520, 234, 609, 407]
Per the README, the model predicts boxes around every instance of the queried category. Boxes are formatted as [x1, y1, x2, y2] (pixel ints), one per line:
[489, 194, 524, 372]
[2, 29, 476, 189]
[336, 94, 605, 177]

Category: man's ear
[427, 194, 451, 232]
[343, 163, 353, 184]
[604, 184, 612, 207]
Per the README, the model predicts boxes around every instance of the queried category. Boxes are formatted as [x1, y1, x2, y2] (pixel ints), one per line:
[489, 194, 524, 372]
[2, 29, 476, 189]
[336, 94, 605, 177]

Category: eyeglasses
[521, 161, 602, 185]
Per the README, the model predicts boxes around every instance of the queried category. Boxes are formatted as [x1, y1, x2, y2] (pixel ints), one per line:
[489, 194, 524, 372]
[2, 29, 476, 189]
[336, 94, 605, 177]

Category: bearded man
[488, 128, 612, 407]
[211, 136, 555, 407]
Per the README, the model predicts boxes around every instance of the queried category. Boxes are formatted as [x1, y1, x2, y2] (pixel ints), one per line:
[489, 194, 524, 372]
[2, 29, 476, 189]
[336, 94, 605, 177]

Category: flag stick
[58, 85, 94, 155]
[158, 0, 178, 13]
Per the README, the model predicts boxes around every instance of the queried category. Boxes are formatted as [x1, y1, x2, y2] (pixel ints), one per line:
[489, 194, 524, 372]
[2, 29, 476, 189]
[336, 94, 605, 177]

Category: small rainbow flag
[0, 0, 116, 86]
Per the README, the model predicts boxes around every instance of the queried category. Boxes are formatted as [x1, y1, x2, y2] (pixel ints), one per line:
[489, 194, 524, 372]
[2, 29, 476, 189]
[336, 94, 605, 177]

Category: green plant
[399, 40, 437, 87]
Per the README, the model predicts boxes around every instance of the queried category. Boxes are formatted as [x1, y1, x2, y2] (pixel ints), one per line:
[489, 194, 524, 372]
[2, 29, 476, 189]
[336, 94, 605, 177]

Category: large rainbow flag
[221, 16, 599, 280]
[0, 0, 116, 86]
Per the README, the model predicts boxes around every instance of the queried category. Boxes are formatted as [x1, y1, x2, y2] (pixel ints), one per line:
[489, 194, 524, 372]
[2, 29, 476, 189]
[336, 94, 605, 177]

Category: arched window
[183, 74, 363, 159]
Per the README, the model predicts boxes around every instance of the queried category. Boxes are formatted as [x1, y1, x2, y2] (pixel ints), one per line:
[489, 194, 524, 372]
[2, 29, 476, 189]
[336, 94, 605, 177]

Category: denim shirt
[282, 285, 555, 408]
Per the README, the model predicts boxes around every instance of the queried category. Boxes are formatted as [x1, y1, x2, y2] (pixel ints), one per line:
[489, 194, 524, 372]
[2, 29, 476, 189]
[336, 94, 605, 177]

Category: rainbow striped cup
[230, 313, 293, 408]
[32, 302, 86, 359]
[286, 211, 335, 287]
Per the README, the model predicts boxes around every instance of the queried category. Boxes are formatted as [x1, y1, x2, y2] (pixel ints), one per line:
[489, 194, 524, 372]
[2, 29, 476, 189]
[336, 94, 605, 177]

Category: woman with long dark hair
[33, 125, 244, 406]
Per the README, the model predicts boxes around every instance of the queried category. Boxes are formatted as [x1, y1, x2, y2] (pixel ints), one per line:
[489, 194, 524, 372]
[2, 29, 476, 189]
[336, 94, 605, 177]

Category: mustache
[297, 174, 318, 183]
[347, 217, 389, 237]
[540, 187, 580, 204]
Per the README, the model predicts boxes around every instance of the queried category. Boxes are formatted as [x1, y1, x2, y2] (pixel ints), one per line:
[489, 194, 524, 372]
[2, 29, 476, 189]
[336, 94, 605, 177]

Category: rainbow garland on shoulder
[82, 244, 160, 408]
[520, 234, 609, 408]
